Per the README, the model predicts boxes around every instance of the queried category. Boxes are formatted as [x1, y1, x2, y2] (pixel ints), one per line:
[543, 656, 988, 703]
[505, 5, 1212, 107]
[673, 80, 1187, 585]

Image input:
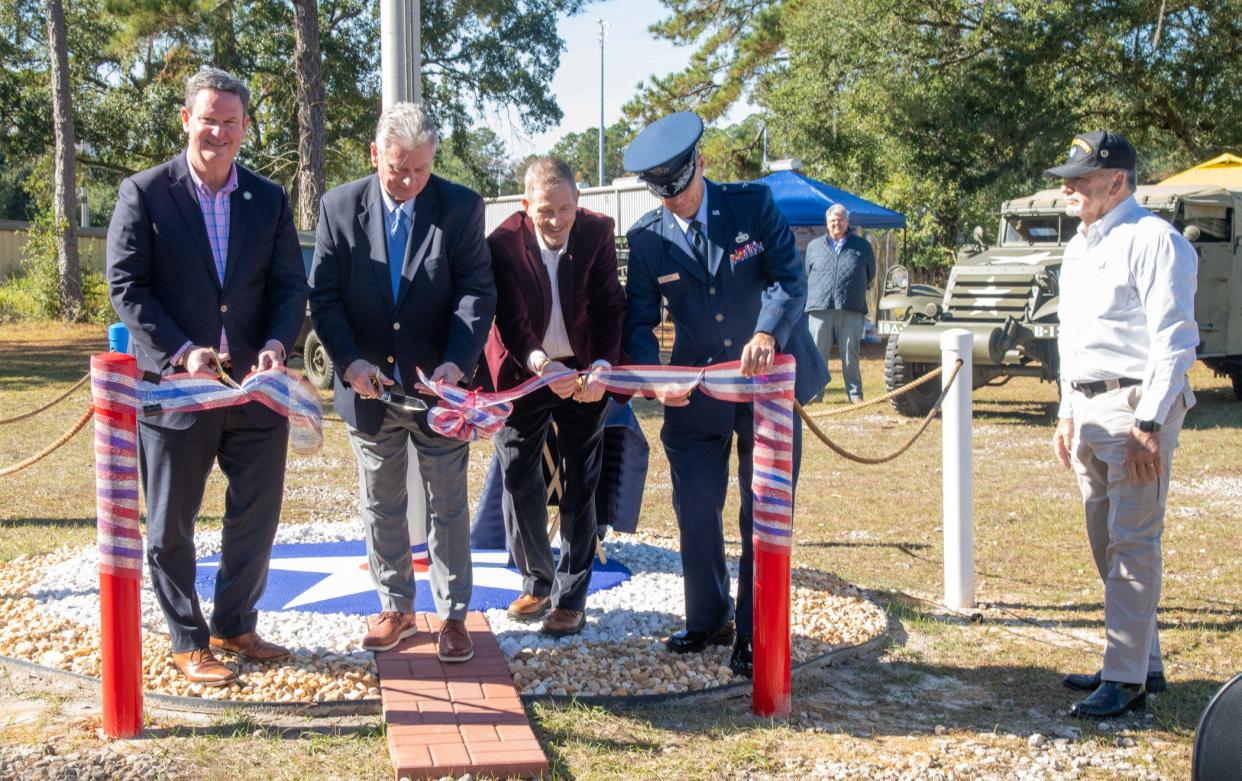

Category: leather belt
[1070, 377, 1141, 398]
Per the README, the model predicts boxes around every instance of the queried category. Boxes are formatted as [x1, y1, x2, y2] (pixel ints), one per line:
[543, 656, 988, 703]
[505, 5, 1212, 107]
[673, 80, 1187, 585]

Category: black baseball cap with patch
[623, 112, 705, 198]
[1043, 131, 1137, 178]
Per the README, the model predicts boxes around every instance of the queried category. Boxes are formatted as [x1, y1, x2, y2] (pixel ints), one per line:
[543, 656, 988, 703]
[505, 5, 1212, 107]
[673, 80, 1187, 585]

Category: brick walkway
[375, 612, 548, 780]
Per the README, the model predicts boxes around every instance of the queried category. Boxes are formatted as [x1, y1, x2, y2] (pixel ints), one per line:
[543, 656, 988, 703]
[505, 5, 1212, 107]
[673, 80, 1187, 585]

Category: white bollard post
[940, 329, 974, 610]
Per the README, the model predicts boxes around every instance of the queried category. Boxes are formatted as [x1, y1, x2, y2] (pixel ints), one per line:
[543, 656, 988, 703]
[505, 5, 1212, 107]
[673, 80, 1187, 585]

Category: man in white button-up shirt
[1045, 131, 1198, 720]
[479, 157, 626, 638]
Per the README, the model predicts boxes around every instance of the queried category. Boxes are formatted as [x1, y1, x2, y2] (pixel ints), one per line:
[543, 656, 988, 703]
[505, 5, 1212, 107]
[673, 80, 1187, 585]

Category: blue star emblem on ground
[195, 540, 632, 615]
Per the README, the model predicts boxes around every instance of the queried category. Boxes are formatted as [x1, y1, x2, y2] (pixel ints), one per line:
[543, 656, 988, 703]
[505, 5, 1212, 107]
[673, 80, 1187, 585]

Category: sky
[485, 0, 754, 157]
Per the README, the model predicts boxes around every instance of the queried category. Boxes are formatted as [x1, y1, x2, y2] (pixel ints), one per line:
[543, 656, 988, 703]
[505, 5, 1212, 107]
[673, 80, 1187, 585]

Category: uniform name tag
[658, 272, 681, 284]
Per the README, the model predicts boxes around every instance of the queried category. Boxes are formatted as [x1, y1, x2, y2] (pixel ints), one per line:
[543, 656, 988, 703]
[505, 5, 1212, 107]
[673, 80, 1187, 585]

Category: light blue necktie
[388, 207, 409, 304]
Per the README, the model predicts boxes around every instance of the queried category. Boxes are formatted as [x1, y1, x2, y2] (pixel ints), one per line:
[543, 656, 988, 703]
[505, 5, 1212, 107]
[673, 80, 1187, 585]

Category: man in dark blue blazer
[622, 112, 828, 677]
[107, 68, 308, 686]
[309, 102, 495, 662]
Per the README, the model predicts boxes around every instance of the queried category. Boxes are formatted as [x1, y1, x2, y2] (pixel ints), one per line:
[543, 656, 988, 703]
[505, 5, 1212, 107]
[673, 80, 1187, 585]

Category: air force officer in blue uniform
[621, 113, 828, 676]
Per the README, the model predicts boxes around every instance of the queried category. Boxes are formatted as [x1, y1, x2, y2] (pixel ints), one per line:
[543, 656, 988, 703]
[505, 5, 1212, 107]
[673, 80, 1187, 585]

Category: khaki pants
[1070, 385, 1187, 684]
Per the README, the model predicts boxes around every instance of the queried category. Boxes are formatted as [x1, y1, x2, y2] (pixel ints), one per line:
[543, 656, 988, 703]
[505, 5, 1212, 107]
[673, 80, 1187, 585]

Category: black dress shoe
[1063, 669, 1167, 694]
[665, 622, 735, 654]
[728, 636, 753, 678]
[1069, 681, 1146, 719]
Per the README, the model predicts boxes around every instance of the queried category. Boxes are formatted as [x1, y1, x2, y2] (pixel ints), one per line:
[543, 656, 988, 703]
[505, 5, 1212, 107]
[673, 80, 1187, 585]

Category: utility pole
[597, 19, 608, 187]
[381, 0, 421, 108]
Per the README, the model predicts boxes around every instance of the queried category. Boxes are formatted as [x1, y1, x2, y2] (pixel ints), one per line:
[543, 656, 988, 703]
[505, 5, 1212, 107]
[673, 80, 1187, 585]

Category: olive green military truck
[877, 183, 1242, 416]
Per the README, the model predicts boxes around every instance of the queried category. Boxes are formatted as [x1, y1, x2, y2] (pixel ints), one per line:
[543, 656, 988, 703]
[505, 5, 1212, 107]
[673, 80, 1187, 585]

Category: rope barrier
[0, 405, 94, 477]
[795, 360, 963, 465]
[0, 373, 90, 425]
[806, 365, 945, 419]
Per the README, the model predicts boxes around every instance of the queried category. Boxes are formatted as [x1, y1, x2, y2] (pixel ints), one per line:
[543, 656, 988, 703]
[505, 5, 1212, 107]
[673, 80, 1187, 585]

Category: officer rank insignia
[730, 239, 764, 265]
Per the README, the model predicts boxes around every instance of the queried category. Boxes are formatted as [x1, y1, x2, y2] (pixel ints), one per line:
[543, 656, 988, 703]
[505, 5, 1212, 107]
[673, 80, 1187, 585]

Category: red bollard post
[90, 353, 144, 738]
[753, 541, 791, 716]
[750, 385, 795, 717]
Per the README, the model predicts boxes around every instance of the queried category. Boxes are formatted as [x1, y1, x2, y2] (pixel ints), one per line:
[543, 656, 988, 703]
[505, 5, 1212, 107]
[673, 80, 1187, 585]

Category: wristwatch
[1135, 418, 1162, 433]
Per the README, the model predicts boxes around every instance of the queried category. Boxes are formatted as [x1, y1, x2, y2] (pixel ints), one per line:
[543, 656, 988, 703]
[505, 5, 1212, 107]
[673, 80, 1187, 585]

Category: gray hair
[524, 157, 577, 195]
[1123, 168, 1137, 191]
[826, 204, 850, 222]
[375, 102, 438, 153]
[185, 67, 250, 113]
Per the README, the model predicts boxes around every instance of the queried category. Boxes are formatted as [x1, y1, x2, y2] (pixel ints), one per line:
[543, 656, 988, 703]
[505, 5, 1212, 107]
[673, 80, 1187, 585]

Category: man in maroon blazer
[480, 156, 626, 636]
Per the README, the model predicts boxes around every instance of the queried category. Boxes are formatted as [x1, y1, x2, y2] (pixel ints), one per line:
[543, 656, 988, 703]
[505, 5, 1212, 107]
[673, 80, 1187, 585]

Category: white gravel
[28, 523, 872, 661]
[6, 524, 887, 702]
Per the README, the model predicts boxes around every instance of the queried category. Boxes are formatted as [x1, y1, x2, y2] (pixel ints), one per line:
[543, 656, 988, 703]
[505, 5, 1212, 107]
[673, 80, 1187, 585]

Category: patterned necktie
[388, 207, 409, 304]
[688, 219, 708, 270]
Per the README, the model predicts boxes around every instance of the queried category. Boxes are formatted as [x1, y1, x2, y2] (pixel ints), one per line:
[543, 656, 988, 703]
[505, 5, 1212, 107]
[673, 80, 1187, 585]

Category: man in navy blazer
[107, 68, 308, 686]
[478, 157, 626, 637]
[622, 112, 828, 677]
[309, 102, 495, 662]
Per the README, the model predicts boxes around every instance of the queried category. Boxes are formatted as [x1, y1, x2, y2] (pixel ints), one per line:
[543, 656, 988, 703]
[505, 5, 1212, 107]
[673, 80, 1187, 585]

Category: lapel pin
[712, 210, 720, 216]
[242, 191, 252, 201]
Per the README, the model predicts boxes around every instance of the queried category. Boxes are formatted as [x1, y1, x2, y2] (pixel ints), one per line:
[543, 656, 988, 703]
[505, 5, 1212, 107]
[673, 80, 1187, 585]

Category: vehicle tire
[303, 330, 335, 390]
[1232, 371, 1242, 402]
[884, 337, 940, 417]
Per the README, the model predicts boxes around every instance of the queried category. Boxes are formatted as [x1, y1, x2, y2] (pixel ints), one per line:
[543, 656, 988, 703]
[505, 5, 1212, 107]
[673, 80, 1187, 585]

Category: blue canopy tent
[755, 169, 906, 229]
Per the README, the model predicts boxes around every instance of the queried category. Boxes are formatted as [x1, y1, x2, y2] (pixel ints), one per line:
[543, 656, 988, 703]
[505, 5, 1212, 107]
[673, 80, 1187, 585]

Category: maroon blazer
[479, 207, 626, 391]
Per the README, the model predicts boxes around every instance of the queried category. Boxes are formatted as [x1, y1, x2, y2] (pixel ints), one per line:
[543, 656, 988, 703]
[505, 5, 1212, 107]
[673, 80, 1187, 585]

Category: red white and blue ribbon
[139, 367, 324, 454]
[89, 357, 326, 580]
[418, 366, 577, 442]
[91, 355, 144, 579]
[418, 356, 798, 550]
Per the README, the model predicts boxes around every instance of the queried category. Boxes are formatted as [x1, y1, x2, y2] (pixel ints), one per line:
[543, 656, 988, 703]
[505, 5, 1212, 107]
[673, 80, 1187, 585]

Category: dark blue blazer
[308, 174, 496, 434]
[622, 180, 827, 435]
[106, 154, 308, 428]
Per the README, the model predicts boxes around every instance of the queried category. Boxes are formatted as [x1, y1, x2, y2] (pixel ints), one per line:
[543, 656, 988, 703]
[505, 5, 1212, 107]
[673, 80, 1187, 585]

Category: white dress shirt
[525, 231, 574, 372]
[1057, 195, 1198, 424]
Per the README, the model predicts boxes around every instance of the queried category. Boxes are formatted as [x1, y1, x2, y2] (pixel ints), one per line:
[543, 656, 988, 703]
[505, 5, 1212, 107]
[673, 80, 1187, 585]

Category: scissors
[370, 369, 427, 412]
[379, 389, 428, 413]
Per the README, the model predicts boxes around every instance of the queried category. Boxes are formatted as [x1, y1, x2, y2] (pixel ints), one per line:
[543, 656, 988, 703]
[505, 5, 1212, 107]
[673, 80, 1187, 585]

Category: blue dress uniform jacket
[623, 180, 827, 433]
[621, 180, 827, 637]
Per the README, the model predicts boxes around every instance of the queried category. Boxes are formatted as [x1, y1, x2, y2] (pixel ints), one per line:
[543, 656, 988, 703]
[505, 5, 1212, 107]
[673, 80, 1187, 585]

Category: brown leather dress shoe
[210, 632, 292, 663]
[541, 608, 585, 637]
[361, 611, 419, 652]
[172, 648, 236, 687]
[506, 594, 551, 621]
[437, 618, 474, 663]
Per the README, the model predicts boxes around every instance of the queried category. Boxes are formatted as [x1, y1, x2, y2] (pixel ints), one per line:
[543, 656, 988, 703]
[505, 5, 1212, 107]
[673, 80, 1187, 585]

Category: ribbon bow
[416, 367, 580, 441]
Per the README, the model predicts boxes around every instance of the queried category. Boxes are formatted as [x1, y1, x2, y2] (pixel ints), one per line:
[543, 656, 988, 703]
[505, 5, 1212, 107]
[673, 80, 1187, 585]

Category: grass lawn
[2, 323, 1240, 779]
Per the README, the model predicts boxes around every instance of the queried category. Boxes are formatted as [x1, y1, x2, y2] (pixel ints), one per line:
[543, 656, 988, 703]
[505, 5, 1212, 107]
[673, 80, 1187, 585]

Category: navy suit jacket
[309, 174, 496, 434]
[106, 154, 308, 429]
[622, 180, 828, 435]
[479, 208, 625, 392]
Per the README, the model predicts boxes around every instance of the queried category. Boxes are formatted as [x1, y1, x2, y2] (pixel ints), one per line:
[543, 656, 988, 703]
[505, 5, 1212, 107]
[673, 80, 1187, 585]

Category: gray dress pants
[807, 309, 861, 400]
[347, 407, 472, 619]
[1070, 384, 1189, 684]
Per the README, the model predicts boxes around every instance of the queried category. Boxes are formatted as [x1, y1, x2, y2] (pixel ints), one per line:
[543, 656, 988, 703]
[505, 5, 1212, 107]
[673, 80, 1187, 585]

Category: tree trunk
[293, 0, 326, 231]
[46, 0, 82, 319]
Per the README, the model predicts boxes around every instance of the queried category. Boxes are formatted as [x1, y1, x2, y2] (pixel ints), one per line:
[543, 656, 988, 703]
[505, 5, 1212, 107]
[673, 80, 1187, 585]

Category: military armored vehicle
[877, 182, 1242, 415]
